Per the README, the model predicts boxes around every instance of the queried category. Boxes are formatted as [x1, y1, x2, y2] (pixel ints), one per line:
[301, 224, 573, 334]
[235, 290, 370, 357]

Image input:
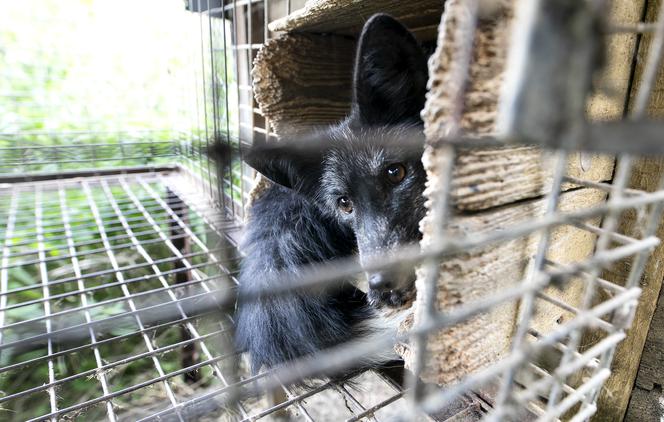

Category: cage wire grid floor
[0, 171, 410, 421]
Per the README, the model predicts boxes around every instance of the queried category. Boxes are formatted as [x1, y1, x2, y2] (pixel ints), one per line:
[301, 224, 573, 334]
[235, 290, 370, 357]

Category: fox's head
[246, 14, 429, 308]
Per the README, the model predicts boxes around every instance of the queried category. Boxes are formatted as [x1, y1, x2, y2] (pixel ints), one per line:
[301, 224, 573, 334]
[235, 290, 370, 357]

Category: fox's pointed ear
[244, 138, 324, 196]
[352, 14, 428, 126]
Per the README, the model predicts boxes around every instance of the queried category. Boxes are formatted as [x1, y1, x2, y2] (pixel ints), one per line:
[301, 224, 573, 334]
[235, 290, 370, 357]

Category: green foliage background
[0, 0, 201, 134]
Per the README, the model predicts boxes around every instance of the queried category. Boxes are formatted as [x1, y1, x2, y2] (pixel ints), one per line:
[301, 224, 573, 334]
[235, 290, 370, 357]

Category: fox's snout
[366, 267, 416, 293]
[354, 204, 422, 303]
[368, 272, 394, 292]
[360, 242, 417, 297]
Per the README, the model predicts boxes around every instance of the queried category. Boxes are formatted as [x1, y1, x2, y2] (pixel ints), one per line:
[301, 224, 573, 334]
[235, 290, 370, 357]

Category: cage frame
[2, 0, 664, 421]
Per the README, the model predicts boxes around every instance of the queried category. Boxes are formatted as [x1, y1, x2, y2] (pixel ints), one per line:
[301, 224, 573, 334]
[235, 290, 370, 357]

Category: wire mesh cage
[2, 0, 664, 421]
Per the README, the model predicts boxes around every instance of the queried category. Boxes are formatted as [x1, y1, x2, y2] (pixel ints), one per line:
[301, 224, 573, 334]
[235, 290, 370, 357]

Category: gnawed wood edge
[251, 33, 355, 137]
[269, 0, 443, 39]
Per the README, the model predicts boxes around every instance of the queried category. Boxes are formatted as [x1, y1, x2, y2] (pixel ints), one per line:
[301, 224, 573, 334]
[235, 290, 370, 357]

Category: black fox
[235, 14, 429, 375]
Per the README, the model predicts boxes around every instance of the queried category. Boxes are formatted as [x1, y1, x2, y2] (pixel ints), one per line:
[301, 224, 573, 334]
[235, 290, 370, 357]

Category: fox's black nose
[368, 273, 394, 292]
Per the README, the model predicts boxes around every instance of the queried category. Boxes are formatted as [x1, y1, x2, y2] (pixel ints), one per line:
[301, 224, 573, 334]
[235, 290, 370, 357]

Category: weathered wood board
[624, 281, 664, 421]
[422, 0, 617, 212]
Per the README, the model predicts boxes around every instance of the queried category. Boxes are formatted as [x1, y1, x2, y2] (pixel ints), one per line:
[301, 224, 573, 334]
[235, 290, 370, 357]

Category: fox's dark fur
[235, 14, 429, 375]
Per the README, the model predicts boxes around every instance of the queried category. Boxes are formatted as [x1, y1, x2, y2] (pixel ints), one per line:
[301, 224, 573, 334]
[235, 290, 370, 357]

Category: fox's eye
[386, 163, 406, 184]
[337, 196, 353, 214]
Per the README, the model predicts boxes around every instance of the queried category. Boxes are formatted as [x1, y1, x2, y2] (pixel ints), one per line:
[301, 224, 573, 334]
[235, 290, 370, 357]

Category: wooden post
[624, 284, 664, 420]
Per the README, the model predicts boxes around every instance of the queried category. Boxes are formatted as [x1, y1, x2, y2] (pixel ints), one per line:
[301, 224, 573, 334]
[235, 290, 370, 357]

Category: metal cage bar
[58, 182, 117, 422]
[81, 180, 185, 420]
[34, 188, 58, 421]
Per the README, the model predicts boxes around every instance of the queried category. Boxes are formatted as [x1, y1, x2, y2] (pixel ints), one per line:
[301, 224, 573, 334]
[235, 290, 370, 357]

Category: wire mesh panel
[3, 0, 664, 421]
[0, 173, 237, 420]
